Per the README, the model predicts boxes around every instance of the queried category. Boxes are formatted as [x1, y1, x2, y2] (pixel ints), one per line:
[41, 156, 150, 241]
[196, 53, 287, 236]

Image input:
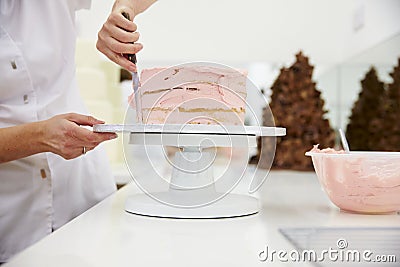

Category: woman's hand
[0, 113, 116, 163]
[96, 0, 156, 72]
[97, 9, 141, 72]
[41, 113, 117, 160]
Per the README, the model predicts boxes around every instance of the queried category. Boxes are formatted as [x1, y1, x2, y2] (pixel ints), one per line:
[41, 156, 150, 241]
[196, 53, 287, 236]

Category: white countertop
[5, 170, 400, 267]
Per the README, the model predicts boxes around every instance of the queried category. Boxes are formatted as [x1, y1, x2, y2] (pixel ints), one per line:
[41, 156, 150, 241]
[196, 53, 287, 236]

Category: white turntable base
[94, 124, 285, 219]
[125, 191, 259, 219]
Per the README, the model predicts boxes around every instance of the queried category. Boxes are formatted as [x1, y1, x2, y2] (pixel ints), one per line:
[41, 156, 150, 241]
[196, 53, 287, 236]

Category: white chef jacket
[0, 0, 116, 262]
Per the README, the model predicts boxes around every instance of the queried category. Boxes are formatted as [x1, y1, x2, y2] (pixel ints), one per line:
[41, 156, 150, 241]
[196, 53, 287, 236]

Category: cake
[129, 65, 247, 125]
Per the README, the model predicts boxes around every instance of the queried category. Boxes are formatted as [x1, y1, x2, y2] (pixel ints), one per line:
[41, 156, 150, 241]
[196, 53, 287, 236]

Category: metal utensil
[122, 12, 142, 123]
[339, 128, 350, 153]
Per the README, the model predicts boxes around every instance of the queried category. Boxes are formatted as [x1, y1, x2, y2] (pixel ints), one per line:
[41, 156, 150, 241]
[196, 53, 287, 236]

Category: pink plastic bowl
[306, 151, 400, 214]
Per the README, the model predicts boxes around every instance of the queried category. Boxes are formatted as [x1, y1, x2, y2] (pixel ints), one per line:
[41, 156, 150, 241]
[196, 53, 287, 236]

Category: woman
[0, 0, 155, 262]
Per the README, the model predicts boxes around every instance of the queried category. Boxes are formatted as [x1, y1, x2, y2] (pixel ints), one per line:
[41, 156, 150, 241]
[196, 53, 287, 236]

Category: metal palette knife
[122, 12, 142, 123]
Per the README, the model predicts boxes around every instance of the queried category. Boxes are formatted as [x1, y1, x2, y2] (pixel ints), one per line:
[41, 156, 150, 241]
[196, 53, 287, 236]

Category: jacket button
[23, 94, 29, 104]
[10, 60, 17, 70]
[40, 169, 47, 179]
[10, 60, 17, 69]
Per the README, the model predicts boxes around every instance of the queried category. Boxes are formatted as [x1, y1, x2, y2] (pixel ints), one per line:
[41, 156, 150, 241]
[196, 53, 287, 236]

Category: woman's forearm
[0, 122, 47, 163]
[0, 113, 117, 164]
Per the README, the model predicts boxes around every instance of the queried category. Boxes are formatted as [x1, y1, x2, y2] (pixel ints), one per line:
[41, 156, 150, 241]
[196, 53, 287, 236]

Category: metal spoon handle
[339, 129, 350, 153]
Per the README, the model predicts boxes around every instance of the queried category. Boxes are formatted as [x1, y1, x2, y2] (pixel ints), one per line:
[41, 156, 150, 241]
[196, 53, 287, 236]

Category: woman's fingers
[62, 129, 117, 160]
[43, 114, 117, 160]
[108, 12, 138, 32]
[71, 123, 117, 145]
[97, 9, 143, 72]
[98, 45, 139, 72]
[61, 113, 117, 143]
[103, 23, 140, 43]
[62, 113, 104, 127]
[102, 37, 143, 55]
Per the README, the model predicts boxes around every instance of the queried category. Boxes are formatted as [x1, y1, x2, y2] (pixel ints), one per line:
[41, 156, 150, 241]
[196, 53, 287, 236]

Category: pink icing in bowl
[306, 145, 400, 214]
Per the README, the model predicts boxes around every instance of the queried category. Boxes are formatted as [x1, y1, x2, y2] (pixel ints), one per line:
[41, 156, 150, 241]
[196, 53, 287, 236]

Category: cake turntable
[94, 124, 285, 219]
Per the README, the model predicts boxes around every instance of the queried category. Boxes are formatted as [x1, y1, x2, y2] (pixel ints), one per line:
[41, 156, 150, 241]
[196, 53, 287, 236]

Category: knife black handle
[121, 11, 137, 64]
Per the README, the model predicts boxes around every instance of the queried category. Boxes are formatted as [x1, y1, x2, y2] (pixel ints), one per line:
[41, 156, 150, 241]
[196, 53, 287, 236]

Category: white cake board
[94, 124, 285, 219]
[93, 124, 286, 137]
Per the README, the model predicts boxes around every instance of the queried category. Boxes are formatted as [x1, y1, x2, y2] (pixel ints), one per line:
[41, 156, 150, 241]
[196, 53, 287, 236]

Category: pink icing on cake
[128, 66, 247, 125]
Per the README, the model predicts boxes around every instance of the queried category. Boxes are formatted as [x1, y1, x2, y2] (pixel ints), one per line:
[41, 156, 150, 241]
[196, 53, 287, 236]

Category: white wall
[77, 0, 400, 66]
[76, 0, 345, 65]
[339, 0, 400, 63]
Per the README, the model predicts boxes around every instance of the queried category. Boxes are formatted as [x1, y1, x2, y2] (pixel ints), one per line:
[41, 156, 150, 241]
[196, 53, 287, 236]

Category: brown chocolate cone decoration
[370, 58, 400, 151]
[258, 52, 335, 170]
[346, 67, 385, 151]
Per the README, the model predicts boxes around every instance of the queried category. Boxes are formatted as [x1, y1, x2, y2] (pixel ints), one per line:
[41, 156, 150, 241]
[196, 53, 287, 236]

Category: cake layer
[141, 82, 246, 110]
[141, 108, 245, 125]
[132, 65, 248, 125]
[140, 66, 247, 93]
